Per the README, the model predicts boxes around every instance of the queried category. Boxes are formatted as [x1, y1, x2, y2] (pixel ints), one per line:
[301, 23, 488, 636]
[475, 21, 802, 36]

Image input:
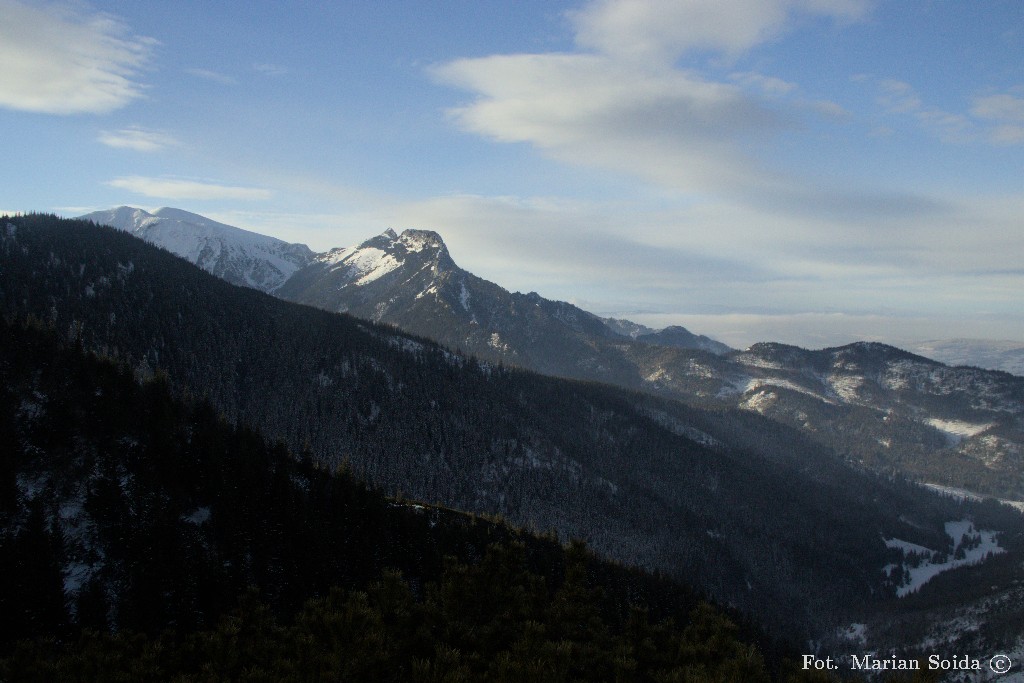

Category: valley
[2, 213, 1023, 672]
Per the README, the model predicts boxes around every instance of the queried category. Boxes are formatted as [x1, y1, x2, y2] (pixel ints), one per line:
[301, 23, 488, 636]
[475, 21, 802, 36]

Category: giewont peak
[397, 229, 445, 253]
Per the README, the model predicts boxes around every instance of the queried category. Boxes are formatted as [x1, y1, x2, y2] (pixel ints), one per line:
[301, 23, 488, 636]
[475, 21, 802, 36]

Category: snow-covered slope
[717, 342, 1024, 498]
[311, 228, 450, 293]
[81, 207, 314, 293]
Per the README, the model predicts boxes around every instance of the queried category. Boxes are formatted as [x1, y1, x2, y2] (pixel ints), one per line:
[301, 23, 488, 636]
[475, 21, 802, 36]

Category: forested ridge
[2, 214, 1021, 651]
[0, 315, 814, 681]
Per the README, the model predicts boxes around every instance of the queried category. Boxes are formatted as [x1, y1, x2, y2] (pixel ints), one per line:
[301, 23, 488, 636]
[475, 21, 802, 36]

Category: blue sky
[2, 0, 1023, 349]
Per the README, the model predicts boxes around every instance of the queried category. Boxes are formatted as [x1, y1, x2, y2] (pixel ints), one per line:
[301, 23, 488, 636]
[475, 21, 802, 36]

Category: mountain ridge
[81, 206, 315, 293]
[79, 207, 1024, 500]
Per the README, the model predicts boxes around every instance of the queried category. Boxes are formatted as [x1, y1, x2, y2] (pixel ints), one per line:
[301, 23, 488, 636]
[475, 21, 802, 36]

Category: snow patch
[837, 623, 868, 646]
[182, 506, 211, 525]
[735, 354, 784, 370]
[925, 418, 993, 445]
[885, 519, 1005, 597]
[388, 336, 426, 354]
[826, 374, 864, 402]
[348, 248, 402, 286]
[645, 368, 669, 383]
[741, 389, 777, 413]
[321, 245, 357, 266]
[489, 332, 509, 352]
[743, 378, 834, 404]
[416, 284, 438, 300]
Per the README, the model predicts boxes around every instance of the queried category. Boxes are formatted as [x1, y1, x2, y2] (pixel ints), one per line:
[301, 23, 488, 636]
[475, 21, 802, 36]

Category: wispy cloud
[971, 89, 1024, 145]
[874, 79, 973, 142]
[98, 127, 179, 152]
[186, 68, 236, 85]
[728, 71, 797, 96]
[871, 79, 1024, 146]
[254, 63, 288, 76]
[0, 0, 154, 114]
[107, 176, 272, 201]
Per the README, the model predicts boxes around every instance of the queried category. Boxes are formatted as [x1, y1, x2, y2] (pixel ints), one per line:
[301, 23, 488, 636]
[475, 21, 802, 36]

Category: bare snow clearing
[885, 519, 1004, 597]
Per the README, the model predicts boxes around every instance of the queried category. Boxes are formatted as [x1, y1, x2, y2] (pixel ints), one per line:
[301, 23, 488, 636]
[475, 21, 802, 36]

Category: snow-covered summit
[81, 206, 315, 293]
[81, 207, 456, 299]
[314, 228, 453, 285]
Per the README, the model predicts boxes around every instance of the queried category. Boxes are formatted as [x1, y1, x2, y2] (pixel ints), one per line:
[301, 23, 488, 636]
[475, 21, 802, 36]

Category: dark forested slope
[1, 317, 807, 682]
[2, 214, 1020, 643]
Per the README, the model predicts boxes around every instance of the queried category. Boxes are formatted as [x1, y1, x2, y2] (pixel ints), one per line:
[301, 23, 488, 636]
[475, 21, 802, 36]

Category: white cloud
[435, 53, 796, 197]
[433, 0, 875, 204]
[0, 0, 154, 114]
[106, 176, 273, 201]
[98, 127, 179, 152]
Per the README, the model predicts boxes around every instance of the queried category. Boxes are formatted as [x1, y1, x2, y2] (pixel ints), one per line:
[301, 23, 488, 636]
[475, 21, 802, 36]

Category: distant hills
[81, 207, 1024, 501]
[907, 338, 1024, 376]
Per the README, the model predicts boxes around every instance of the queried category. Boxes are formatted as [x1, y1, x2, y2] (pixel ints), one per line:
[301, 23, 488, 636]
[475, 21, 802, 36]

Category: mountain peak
[84, 205, 154, 229]
[80, 205, 314, 293]
[356, 228, 450, 259]
[398, 229, 446, 253]
[153, 207, 213, 223]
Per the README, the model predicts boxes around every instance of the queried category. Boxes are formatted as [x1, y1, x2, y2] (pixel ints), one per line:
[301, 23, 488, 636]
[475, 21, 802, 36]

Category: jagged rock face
[279, 228, 457, 315]
[278, 228, 634, 380]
